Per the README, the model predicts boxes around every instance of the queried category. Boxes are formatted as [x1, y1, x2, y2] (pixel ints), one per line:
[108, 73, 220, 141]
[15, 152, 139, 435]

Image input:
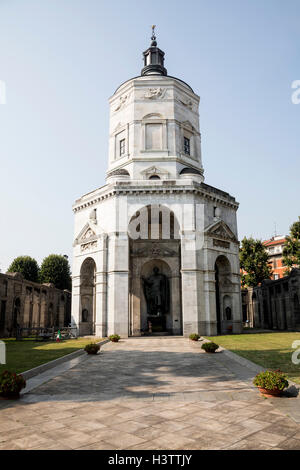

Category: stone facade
[71, 33, 243, 338]
[242, 269, 300, 330]
[0, 272, 71, 337]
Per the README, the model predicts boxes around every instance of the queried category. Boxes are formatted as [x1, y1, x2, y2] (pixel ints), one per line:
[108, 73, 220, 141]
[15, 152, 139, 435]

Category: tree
[239, 237, 272, 288]
[39, 255, 72, 290]
[7, 256, 39, 282]
[282, 216, 300, 274]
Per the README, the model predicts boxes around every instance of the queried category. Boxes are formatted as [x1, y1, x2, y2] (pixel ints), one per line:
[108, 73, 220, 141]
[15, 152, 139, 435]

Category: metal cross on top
[151, 25, 156, 40]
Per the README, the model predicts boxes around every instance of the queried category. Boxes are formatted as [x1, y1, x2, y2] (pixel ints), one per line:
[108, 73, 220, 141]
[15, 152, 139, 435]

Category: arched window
[82, 309, 88, 322]
[225, 306, 232, 321]
[149, 175, 160, 180]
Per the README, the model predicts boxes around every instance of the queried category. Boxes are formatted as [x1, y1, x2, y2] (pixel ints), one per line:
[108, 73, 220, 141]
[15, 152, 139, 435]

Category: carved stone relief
[130, 242, 178, 258]
[80, 241, 98, 252]
[144, 88, 167, 100]
[114, 93, 131, 112]
[213, 239, 230, 249]
[176, 95, 194, 110]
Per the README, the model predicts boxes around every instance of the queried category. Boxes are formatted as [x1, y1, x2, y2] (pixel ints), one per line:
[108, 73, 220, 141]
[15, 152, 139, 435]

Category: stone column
[107, 232, 129, 337]
[181, 231, 203, 336]
[203, 268, 218, 336]
[71, 274, 81, 336]
[170, 273, 182, 335]
[95, 234, 108, 337]
[232, 278, 243, 334]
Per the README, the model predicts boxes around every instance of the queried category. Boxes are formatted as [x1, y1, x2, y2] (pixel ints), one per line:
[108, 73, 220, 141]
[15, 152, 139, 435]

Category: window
[120, 139, 125, 156]
[82, 309, 88, 322]
[225, 307, 232, 321]
[274, 274, 279, 280]
[184, 137, 190, 155]
[149, 175, 160, 180]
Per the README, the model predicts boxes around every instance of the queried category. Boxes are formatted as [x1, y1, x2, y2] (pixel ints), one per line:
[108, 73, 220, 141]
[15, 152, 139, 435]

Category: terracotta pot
[258, 387, 282, 398]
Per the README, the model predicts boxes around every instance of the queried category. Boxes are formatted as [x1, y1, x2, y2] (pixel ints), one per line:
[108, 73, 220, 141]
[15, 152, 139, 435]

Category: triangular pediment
[204, 220, 238, 243]
[181, 120, 196, 132]
[73, 222, 97, 246]
[140, 166, 169, 178]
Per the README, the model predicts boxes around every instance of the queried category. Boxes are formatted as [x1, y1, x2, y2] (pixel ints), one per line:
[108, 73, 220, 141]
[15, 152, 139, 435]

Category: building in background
[263, 235, 286, 280]
[241, 268, 300, 330]
[0, 272, 71, 337]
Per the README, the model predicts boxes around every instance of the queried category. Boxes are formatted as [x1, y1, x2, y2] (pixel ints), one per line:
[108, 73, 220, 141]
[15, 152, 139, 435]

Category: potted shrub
[201, 342, 219, 353]
[253, 369, 289, 397]
[0, 370, 26, 399]
[109, 334, 121, 343]
[84, 343, 100, 355]
[189, 333, 200, 341]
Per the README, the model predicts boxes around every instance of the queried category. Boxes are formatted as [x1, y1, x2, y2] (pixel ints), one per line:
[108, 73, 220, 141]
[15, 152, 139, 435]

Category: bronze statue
[142, 267, 169, 316]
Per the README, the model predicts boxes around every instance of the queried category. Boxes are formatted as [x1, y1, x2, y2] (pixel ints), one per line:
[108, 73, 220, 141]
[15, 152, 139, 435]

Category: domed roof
[180, 167, 202, 175]
[114, 28, 193, 95]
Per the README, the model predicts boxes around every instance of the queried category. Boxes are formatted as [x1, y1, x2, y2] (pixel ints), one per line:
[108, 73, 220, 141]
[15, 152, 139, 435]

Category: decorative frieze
[114, 93, 131, 112]
[213, 239, 230, 249]
[80, 241, 98, 252]
[144, 87, 167, 99]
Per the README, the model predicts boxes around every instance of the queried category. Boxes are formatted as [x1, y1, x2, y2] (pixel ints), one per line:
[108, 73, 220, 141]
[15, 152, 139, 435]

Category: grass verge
[207, 332, 300, 384]
[0, 337, 103, 374]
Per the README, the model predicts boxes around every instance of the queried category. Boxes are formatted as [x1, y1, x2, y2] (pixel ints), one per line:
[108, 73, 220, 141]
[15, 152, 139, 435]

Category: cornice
[73, 181, 239, 213]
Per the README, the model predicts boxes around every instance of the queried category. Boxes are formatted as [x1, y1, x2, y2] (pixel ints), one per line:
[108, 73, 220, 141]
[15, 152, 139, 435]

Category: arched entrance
[129, 204, 182, 336]
[215, 256, 232, 334]
[80, 257, 96, 335]
[140, 259, 171, 333]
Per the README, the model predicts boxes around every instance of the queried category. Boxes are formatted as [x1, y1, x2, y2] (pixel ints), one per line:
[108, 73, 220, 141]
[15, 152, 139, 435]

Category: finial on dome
[151, 25, 157, 46]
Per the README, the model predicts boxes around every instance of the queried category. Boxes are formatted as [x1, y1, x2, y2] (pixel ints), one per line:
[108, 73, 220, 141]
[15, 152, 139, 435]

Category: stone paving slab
[1, 337, 300, 450]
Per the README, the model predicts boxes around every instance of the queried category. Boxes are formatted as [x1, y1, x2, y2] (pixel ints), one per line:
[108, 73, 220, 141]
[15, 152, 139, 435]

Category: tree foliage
[282, 216, 300, 274]
[239, 237, 272, 288]
[39, 254, 71, 290]
[7, 256, 39, 282]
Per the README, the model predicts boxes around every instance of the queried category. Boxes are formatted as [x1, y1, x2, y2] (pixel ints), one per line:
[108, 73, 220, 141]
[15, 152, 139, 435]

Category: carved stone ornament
[114, 93, 130, 112]
[219, 276, 235, 291]
[131, 242, 178, 258]
[144, 88, 166, 100]
[80, 241, 98, 252]
[73, 222, 98, 247]
[213, 239, 230, 249]
[204, 220, 238, 244]
[82, 228, 95, 240]
[176, 95, 194, 110]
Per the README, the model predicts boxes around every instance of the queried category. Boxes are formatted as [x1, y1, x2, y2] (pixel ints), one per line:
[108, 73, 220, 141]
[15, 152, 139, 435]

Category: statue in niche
[142, 267, 169, 316]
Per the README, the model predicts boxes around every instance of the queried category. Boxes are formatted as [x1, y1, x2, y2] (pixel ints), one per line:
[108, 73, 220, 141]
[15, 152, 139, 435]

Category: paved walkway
[1, 337, 300, 450]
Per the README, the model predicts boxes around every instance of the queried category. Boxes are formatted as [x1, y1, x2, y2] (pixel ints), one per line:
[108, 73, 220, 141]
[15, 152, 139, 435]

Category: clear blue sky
[0, 0, 299, 272]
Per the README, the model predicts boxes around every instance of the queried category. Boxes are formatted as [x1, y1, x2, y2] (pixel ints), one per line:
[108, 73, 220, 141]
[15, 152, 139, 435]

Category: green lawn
[207, 332, 300, 384]
[0, 337, 103, 375]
